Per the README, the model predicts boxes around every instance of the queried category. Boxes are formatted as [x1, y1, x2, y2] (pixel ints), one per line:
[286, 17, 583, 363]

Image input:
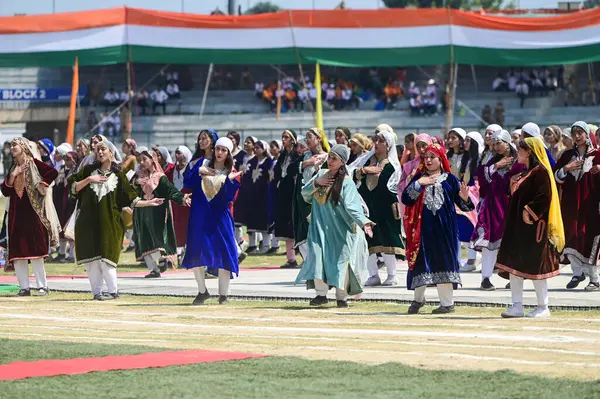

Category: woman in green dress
[131, 147, 189, 278]
[68, 141, 163, 301]
[355, 129, 405, 287]
[296, 145, 374, 308]
[292, 128, 330, 263]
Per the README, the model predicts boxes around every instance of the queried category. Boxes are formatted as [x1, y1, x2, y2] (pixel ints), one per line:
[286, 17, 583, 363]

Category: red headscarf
[403, 144, 451, 270]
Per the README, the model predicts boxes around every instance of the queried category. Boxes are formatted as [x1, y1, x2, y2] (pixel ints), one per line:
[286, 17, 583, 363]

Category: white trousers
[481, 248, 499, 279]
[270, 234, 280, 249]
[235, 226, 244, 244]
[193, 267, 231, 296]
[144, 251, 161, 272]
[367, 253, 397, 278]
[509, 274, 549, 308]
[414, 283, 454, 307]
[14, 258, 47, 290]
[569, 255, 599, 283]
[314, 266, 351, 301]
[58, 239, 68, 256]
[298, 242, 308, 263]
[467, 247, 477, 261]
[86, 260, 118, 296]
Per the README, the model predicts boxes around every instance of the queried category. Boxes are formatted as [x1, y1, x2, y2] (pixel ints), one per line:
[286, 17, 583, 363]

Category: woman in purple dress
[470, 129, 522, 290]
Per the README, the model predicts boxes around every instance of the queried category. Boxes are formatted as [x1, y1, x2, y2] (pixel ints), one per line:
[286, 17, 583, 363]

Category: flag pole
[66, 56, 79, 146]
[314, 62, 324, 131]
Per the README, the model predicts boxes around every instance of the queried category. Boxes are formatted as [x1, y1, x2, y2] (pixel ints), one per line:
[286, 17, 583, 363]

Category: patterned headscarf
[137, 148, 165, 200]
[307, 127, 330, 153]
[125, 138, 137, 151]
[349, 133, 372, 152]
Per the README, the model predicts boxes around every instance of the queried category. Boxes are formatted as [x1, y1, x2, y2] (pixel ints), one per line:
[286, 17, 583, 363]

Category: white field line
[11, 333, 168, 343]
[2, 313, 599, 345]
[2, 323, 600, 358]
[0, 306, 598, 335]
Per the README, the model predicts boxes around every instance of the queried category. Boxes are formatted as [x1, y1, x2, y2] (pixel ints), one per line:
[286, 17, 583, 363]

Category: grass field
[2, 292, 600, 395]
[2, 339, 599, 399]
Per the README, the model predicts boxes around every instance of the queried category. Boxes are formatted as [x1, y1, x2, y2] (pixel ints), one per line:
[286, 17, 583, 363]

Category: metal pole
[470, 64, 478, 93]
[199, 64, 214, 119]
[52, 0, 56, 13]
[180, 0, 184, 12]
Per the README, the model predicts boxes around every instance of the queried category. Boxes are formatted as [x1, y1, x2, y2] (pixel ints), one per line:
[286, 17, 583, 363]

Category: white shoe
[364, 275, 381, 287]
[459, 262, 477, 273]
[526, 307, 551, 318]
[501, 304, 524, 318]
[381, 275, 398, 286]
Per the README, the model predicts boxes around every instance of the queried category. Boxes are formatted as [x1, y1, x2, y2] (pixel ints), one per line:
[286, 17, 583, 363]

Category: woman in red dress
[171, 145, 192, 261]
[1, 137, 60, 296]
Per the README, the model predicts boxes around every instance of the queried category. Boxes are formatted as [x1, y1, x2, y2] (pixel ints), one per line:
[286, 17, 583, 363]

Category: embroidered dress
[296, 170, 370, 294]
[53, 164, 76, 232]
[171, 163, 191, 247]
[448, 152, 480, 242]
[68, 165, 140, 267]
[181, 164, 240, 277]
[132, 175, 184, 261]
[402, 172, 474, 289]
[496, 166, 560, 280]
[245, 157, 274, 232]
[273, 149, 300, 240]
[357, 158, 405, 256]
[1, 159, 58, 262]
[554, 147, 600, 265]
[233, 154, 255, 227]
[470, 159, 524, 250]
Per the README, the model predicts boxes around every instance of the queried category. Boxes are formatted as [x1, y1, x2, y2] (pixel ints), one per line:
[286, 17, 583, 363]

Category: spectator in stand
[582, 79, 597, 106]
[325, 84, 336, 109]
[507, 69, 518, 91]
[546, 73, 558, 92]
[103, 88, 120, 111]
[151, 85, 168, 114]
[225, 70, 235, 89]
[136, 88, 149, 115]
[531, 72, 545, 95]
[86, 111, 98, 132]
[384, 80, 400, 110]
[408, 81, 420, 98]
[87, 80, 100, 107]
[119, 88, 130, 109]
[424, 79, 438, 115]
[166, 80, 180, 99]
[515, 79, 529, 108]
[98, 113, 115, 138]
[297, 86, 309, 111]
[395, 67, 406, 88]
[492, 73, 508, 92]
[166, 70, 179, 84]
[240, 67, 253, 89]
[262, 85, 275, 112]
[342, 85, 356, 109]
[481, 104, 492, 125]
[275, 85, 285, 110]
[494, 102, 505, 126]
[565, 74, 578, 106]
[254, 81, 265, 100]
[557, 65, 565, 89]
[284, 87, 296, 111]
[409, 95, 421, 116]
[309, 83, 318, 108]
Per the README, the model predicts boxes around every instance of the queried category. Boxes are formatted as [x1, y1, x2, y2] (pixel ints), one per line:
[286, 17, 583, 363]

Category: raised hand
[363, 165, 383, 175]
[88, 174, 108, 184]
[564, 159, 584, 172]
[315, 175, 335, 188]
[459, 182, 470, 202]
[149, 198, 164, 206]
[228, 170, 243, 181]
[417, 175, 437, 186]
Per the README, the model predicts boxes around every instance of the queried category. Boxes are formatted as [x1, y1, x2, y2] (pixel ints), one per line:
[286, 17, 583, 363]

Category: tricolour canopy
[2, 7, 600, 67]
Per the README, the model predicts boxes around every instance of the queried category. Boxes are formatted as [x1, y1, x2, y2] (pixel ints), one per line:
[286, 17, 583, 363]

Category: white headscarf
[176, 145, 193, 164]
[154, 146, 173, 164]
[356, 131, 400, 194]
[215, 137, 234, 153]
[258, 140, 272, 158]
[466, 131, 484, 156]
[493, 129, 516, 150]
[450, 127, 467, 141]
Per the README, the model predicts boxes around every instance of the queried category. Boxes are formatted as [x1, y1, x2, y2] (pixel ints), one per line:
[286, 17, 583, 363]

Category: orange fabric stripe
[1, 7, 600, 34]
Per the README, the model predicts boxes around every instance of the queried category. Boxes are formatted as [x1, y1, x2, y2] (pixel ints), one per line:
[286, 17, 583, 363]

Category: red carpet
[0, 350, 266, 380]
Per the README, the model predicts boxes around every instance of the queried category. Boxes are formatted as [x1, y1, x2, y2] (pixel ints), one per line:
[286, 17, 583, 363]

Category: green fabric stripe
[2, 43, 600, 67]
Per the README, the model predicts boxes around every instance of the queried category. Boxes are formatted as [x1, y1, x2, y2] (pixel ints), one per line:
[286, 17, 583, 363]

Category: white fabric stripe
[2, 24, 600, 53]
[1, 26, 126, 53]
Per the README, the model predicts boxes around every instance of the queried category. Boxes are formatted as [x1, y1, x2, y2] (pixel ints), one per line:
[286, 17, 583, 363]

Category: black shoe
[159, 260, 172, 273]
[37, 287, 49, 296]
[505, 282, 511, 289]
[144, 270, 161, 278]
[109, 292, 120, 299]
[567, 274, 586, 289]
[280, 260, 299, 269]
[192, 290, 211, 305]
[238, 252, 247, 264]
[246, 246, 258, 254]
[218, 295, 229, 305]
[266, 247, 280, 255]
[58, 256, 70, 264]
[309, 295, 329, 306]
[93, 294, 106, 301]
[377, 259, 385, 269]
[123, 246, 135, 253]
[480, 278, 496, 291]
[336, 300, 348, 308]
[585, 282, 600, 291]
[432, 305, 455, 314]
[16, 288, 31, 297]
[407, 300, 425, 314]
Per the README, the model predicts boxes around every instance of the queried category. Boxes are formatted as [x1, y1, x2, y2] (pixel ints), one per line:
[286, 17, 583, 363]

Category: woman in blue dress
[402, 143, 474, 314]
[181, 137, 243, 305]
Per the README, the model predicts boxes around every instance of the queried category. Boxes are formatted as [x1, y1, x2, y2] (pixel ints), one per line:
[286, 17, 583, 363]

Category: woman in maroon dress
[171, 145, 192, 261]
[496, 137, 564, 319]
[554, 121, 600, 291]
[1, 137, 60, 296]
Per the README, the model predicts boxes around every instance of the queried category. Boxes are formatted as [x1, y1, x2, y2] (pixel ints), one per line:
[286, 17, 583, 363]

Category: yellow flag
[314, 62, 324, 131]
[66, 56, 79, 146]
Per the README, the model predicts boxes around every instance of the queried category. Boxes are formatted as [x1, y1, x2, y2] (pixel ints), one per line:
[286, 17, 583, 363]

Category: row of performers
[2, 120, 598, 318]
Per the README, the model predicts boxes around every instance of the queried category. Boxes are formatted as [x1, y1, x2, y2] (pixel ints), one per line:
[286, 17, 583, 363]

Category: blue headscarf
[193, 129, 218, 160]
[37, 138, 55, 166]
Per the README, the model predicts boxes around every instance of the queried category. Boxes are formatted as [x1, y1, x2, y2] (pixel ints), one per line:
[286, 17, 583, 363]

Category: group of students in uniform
[1, 120, 598, 318]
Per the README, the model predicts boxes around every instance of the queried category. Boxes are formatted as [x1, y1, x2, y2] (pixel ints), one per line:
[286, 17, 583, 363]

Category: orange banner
[0, 7, 598, 34]
[66, 56, 78, 146]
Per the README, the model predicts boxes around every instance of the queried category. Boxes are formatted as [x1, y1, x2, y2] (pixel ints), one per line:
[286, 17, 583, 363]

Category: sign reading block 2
[0, 88, 87, 102]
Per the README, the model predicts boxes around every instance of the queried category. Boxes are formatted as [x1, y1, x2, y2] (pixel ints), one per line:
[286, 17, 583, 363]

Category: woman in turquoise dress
[296, 145, 374, 308]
